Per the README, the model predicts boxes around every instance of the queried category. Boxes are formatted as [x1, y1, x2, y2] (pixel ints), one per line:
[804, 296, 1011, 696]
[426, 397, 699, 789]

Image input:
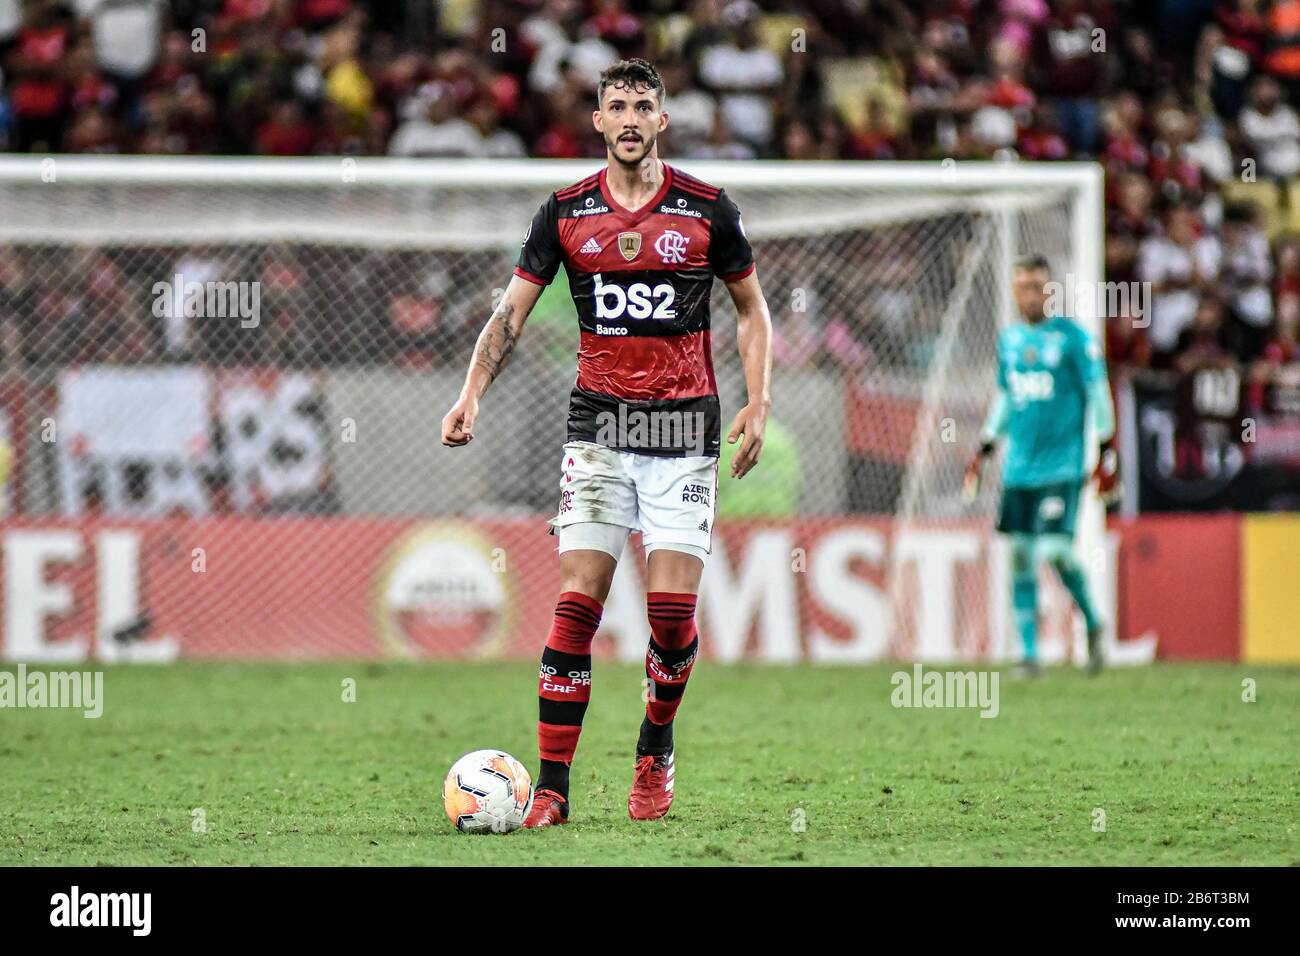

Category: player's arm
[441, 276, 546, 447]
[711, 189, 770, 478]
[964, 386, 1009, 499]
[1085, 338, 1120, 503]
[442, 195, 563, 448]
[725, 269, 773, 479]
[965, 336, 1010, 499]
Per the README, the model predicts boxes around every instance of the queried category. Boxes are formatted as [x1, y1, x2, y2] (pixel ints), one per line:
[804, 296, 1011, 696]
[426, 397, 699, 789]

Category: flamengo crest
[655, 229, 689, 264]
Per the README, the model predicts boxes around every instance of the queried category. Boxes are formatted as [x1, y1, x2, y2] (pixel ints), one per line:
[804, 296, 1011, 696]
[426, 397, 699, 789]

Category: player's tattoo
[474, 302, 518, 384]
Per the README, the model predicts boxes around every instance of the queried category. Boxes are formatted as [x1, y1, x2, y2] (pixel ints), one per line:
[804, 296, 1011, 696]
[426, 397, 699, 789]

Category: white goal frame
[0, 156, 1106, 661]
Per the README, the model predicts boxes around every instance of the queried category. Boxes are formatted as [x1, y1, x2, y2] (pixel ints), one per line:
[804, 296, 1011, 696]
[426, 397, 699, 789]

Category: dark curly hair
[596, 58, 666, 109]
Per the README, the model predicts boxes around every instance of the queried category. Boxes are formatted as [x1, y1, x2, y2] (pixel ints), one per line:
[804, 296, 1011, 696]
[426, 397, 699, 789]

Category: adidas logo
[698, 519, 709, 532]
[579, 237, 602, 255]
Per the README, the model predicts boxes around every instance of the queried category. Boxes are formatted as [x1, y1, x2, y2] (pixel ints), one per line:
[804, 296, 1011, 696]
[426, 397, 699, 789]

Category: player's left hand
[727, 403, 767, 479]
[1093, 439, 1120, 505]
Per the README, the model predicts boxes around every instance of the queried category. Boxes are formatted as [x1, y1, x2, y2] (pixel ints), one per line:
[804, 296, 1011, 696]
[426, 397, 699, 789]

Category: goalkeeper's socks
[1012, 570, 1039, 663]
[1055, 558, 1102, 635]
[639, 592, 700, 756]
[536, 591, 602, 801]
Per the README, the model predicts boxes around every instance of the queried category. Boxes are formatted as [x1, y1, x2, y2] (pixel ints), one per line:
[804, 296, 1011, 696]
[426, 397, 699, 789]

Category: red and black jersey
[514, 164, 754, 457]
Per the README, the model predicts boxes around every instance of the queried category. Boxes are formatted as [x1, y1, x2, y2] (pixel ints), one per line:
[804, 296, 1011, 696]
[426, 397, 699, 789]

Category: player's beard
[607, 131, 656, 168]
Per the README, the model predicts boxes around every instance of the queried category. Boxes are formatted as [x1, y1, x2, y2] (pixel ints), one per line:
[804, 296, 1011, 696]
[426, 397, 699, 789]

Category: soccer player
[965, 256, 1119, 676]
[440, 58, 773, 825]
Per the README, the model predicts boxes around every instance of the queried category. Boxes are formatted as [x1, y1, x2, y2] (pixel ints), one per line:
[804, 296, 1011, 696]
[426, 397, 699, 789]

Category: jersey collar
[599, 162, 674, 222]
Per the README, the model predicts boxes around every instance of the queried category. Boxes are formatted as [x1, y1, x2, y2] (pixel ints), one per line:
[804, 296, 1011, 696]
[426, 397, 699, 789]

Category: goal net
[0, 156, 1102, 664]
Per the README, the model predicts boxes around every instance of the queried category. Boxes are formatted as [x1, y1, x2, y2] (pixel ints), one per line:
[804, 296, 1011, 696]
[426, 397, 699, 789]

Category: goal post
[0, 156, 1104, 664]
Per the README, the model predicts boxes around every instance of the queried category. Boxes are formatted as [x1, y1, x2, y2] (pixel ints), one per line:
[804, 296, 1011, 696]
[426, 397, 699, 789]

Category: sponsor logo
[521, 222, 532, 245]
[592, 273, 676, 320]
[1039, 496, 1065, 521]
[658, 203, 703, 218]
[374, 523, 510, 658]
[682, 482, 711, 506]
[1008, 369, 1054, 403]
[698, 519, 710, 532]
[654, 229, 690, 264]
[572, 198, 610, 218]
[579, 237, 602, 255]
[618, 231, 642, 260]
[595, 323, 629, 336]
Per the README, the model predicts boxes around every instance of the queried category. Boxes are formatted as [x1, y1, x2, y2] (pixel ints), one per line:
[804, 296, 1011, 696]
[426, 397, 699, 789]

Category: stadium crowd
[3, 0, 1300, 502]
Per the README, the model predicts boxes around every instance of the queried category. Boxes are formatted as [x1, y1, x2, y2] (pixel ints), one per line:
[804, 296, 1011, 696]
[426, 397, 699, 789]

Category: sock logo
[540, 668, 591, 693]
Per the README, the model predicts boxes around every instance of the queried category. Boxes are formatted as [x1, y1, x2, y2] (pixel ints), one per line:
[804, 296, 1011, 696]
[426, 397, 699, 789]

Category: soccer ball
[442, 750, 534, 834]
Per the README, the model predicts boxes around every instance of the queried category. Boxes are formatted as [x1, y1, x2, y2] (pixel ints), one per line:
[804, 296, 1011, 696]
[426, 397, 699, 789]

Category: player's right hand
[441, 395, 478, 447]
[1093, 439, 1120, 505]
[963, 441, 994, 502]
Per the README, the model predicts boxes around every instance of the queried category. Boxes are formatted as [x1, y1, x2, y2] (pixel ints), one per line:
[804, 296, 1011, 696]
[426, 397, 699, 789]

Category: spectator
[656, 58, 715, 155]
[1246, 292, 1300, 417]
[1030, 0, 1115, 155]
[523, 0, 618, 96]
[1197, 201, 1274, 358]
[687, 110, 755, 159]
[1138, 203, 1208, 360]
[84, 0, 166, 90]
[1265, 0, 1300, 107]
[1198, 0, 1267, 120]
[4, 0, 74, 152]
[256, 100, 316, 155]
[1238, 75, 1300, 182]
[697, 0, 783, 152]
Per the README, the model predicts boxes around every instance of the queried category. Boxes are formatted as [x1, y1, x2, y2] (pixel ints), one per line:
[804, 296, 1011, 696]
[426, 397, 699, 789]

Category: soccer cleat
[1011, 659, 1043, 680]
[522, 788, 569, 829]
[1086, 624, 1104, 676]
[629, 751, 675, 820]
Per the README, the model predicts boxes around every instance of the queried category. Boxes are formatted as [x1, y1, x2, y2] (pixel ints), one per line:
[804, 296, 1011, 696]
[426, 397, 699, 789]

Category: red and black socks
[536, 591, 602, 802]
[638, 592, 700, 757]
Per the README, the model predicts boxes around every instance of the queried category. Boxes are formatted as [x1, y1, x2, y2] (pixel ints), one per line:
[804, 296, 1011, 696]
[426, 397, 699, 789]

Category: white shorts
[549, 441, 718, 555]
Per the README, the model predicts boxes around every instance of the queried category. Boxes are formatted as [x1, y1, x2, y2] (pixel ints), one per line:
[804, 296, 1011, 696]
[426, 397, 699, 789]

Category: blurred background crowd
[0, 1, 1298, 369]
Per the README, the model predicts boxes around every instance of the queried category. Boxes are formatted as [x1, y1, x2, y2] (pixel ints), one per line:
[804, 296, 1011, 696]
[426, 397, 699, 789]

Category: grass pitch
[1, 661, 1296, 866]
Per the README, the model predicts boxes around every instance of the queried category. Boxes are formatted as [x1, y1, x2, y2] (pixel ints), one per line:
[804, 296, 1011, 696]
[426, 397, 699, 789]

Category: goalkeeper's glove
[963, 440, 996, 502]
[1093, 438, 1121, 506]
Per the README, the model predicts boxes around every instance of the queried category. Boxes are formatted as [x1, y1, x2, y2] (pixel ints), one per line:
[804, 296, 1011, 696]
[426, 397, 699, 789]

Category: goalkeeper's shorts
[548, 441, 718, 556]
[996, 480, 1081, 537]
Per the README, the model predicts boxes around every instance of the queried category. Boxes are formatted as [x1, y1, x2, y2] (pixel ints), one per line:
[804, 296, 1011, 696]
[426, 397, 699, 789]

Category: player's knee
[1038, 535, 1075, 572]
[558, 556, 615, 603]
[559, 570, 613, 603]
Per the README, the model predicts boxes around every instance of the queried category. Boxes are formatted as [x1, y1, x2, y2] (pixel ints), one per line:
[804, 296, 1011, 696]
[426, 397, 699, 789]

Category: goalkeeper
[965, 255, 1118, 676]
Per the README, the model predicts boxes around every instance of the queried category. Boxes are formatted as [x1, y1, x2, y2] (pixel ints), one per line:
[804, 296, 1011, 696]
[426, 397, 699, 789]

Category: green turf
[1, 661, 1296, 866]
